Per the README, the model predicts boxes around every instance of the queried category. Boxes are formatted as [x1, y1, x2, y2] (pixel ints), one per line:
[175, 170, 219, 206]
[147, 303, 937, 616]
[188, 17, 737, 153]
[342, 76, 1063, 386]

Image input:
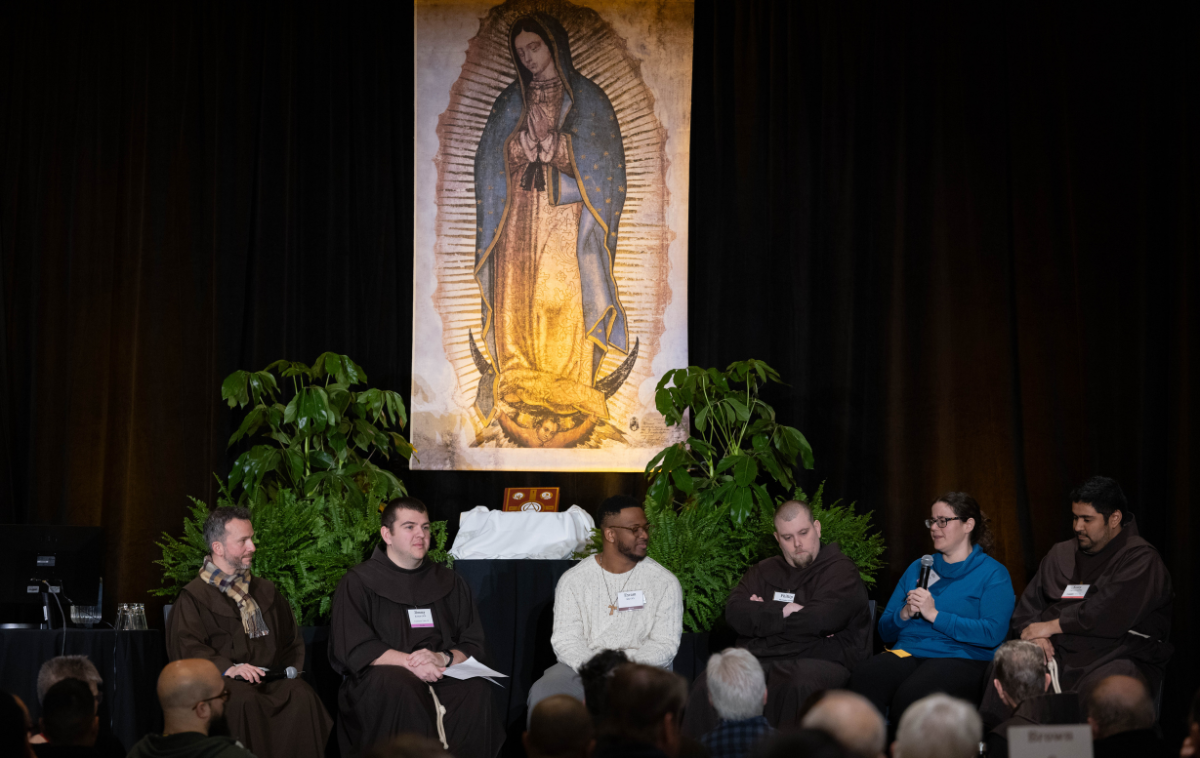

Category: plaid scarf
[200, 558, 270, 639]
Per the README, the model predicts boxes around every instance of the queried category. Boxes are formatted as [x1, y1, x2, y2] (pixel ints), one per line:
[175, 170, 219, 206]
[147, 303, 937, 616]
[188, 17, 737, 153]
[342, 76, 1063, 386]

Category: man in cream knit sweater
[528, 495, 684, 720]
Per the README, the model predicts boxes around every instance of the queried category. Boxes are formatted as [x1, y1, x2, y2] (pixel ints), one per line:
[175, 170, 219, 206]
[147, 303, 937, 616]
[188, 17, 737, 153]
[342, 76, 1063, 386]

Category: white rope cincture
[1048, 657, 1062, 695]
[428, 686, 449, 750]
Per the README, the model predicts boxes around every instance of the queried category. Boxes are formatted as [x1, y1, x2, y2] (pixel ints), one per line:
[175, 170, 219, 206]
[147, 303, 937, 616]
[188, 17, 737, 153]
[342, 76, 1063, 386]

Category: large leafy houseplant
[220, 352, 413, 506]
[632, 360, 884, 633]
[155, 354, 439, 624]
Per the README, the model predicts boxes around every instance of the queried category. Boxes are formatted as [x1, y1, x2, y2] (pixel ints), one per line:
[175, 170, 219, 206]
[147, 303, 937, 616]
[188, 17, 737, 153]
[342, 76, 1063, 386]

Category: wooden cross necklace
[599, 555, 636, 615]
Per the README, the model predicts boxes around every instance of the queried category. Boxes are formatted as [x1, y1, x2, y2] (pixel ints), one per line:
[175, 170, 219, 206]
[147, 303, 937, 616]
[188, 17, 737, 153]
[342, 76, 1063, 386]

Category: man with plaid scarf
[166, 506, 332, 758]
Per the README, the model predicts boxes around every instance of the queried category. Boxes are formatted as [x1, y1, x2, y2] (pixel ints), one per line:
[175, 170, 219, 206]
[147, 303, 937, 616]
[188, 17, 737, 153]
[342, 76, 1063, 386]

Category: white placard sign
[1008, 725, 1093, 758]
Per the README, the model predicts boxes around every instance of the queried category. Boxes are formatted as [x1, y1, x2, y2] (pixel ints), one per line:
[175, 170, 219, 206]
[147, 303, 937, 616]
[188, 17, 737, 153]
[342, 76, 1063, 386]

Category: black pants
[849, 652, 989, 733]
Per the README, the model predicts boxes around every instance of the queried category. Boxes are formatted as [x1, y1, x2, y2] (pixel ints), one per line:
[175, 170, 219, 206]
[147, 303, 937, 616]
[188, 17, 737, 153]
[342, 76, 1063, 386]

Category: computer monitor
[0, 525, 104, 609]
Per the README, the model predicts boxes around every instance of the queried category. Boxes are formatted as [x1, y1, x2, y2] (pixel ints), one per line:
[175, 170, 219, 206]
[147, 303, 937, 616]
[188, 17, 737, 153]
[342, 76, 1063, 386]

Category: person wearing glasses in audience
[850, 492, 1014, 736]
[127, 659, 254, 758]
[527, 495, 684, 721]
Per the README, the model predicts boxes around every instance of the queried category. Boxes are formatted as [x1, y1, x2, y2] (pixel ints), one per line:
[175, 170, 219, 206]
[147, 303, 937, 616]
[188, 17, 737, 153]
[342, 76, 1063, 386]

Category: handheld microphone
[235, 666, 299, 684]
[914, 555, 934, 620]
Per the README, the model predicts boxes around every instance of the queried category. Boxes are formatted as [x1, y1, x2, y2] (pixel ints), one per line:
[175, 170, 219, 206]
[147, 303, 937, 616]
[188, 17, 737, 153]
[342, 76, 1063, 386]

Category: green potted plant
[155, 354, 448, 626]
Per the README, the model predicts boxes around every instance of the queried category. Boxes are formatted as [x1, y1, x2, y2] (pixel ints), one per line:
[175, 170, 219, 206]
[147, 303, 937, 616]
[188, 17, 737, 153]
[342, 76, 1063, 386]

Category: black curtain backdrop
[2, 0, 1197, 741]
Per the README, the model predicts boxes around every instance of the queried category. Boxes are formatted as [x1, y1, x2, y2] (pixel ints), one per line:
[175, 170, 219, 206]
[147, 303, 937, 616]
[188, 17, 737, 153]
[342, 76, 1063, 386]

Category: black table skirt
[454, 559, 579, 728]
[0, 628, 166, 750]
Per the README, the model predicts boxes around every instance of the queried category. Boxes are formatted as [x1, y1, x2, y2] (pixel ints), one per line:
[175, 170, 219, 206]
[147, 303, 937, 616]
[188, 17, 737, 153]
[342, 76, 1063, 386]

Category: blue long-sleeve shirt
[879, 544, 1015, 661]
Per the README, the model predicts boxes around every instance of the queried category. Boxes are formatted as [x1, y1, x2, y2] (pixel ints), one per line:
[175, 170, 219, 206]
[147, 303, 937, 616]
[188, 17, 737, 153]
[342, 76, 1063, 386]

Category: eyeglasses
[194, 689, 230, 711]
[924, 517, 963, 529]
[607, 524, 650, 537]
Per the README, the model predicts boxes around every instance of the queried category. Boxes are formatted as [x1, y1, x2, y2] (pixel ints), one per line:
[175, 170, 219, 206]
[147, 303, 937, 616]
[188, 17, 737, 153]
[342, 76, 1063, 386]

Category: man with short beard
[527, 496, 683, 719]
[990, 476, 1172, 727]
[683, 500, 870, 736]
[126, 659, 253, 758]
[166, 507, 332, 758]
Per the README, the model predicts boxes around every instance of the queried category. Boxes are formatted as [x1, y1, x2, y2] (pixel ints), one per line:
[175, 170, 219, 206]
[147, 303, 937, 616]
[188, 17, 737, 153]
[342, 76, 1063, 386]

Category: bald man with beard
[126, 660, 254, 758]
[683, 501, 871, 737]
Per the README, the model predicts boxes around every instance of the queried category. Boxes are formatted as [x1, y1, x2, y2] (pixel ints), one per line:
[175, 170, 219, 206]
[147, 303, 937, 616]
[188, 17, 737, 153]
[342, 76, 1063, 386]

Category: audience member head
[1085, 674, 1155, 740]
[380, 497, 432, 568]
[1182, 686, 1200, 757]
[751, 728, 847, 758]
[157, 659, 231, 737]
[203, 506, 255, 573]
[931, 491, 994, 554]
[596, 495, 648, 564]
[365, 733, 453, 758]
[800, 690, 886, 758]
[774, 500, 822, 569]
[579, 649, 629, 720]
[603, 663, 687, 757]
[36, 655, 104, 705]
[524, 694, 594, 758]
[992, 640, 1050, 709]
[706, 648, 766, 721]
[2, 691, 35, 758]
[893, 694, 981, 758]
[39, 678, 98, 747]
[1069, 476, 1127, 554]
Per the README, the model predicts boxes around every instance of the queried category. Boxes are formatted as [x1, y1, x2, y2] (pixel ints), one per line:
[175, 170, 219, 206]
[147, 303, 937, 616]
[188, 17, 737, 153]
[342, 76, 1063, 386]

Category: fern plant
[800, 482, 886, 587]
[154, 484, 452, 625]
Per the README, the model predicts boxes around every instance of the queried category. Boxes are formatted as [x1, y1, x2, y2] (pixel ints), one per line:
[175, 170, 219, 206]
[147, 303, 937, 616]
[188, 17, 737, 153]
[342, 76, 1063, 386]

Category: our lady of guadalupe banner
[411, 0, 693, 470]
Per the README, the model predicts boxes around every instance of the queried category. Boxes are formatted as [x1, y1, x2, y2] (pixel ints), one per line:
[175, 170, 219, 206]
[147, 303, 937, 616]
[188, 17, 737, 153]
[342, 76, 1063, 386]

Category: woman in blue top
[850, 492, 1014, 730]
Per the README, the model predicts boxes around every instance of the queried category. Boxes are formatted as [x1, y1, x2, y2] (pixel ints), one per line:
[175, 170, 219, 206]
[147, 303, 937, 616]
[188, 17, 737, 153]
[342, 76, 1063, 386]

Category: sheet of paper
[442, 656, 508, 683]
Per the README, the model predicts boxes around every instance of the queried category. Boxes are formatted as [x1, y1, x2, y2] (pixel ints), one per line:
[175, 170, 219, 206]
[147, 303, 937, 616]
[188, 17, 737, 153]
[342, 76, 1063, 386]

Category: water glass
[114, 603, 130, 631]
[133, 603, 148, 630]
[70, 605, 101, 628]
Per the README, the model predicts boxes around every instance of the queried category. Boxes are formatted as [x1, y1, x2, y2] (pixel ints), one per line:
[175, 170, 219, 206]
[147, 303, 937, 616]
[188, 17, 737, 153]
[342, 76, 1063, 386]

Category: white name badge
[1007, 724, 1092, 758]
[926, 569, 941, 587]
[407, 609, 435, 628]
[1061, 584, 1089, 599]
[773, 592, 796, 603]
[617, 590, 645, 611]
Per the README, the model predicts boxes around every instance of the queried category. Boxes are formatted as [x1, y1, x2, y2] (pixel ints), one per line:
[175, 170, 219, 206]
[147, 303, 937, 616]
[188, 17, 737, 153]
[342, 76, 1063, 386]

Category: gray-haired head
[706, 648, 766, 721]
[800, 690, 886, 758]
[774, 499, 813, 526]
[202, 506, 252, 554]
[36, 656, 103, 704]
[894, 694, 981, 758]
[993, 641, 1048, 706]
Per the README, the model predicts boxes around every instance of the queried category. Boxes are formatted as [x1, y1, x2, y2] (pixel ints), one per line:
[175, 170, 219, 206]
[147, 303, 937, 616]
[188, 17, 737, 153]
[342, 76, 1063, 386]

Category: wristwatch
[440, 651, 454, 667]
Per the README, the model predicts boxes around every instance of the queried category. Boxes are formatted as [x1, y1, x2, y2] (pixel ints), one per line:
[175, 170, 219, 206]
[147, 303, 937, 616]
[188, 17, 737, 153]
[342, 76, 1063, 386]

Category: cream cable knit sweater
[550, 555, 684, 671]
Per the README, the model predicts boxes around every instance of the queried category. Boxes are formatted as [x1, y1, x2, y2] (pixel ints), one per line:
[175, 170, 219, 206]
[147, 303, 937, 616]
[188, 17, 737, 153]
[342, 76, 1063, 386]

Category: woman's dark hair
[509, 17, 554, 79]
[935, 491, 994, 554]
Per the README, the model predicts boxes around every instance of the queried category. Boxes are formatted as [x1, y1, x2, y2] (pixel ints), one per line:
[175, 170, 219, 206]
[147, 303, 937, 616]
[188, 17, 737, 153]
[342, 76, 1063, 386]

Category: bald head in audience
[800, 691, 886, 758]
[158, 659, 230, 737]
[1086, 674, 1155, 740]
[524, 694, 595, 758]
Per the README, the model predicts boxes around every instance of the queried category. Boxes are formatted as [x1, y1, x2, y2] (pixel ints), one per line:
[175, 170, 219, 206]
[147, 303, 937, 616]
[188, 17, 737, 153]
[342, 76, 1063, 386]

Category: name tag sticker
[773, 592, 796, 603]
[407, 609, 435, 628]
[926, 569, 941, 587]
[617, 590, 645, 611]
[1061, 584, 1089, 599]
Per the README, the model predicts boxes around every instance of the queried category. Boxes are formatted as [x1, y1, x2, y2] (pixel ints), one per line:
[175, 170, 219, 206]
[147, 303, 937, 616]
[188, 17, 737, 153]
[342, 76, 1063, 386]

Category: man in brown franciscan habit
[682, 499, 871, 737]
[330, 497, 504, 758]
[165, 506, 333, 758]
[988, 476, 1173, 724]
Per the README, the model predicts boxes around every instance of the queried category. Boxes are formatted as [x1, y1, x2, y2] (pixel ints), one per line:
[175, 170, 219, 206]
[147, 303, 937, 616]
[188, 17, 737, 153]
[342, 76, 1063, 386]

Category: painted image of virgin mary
[471, 12, 637, 448]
